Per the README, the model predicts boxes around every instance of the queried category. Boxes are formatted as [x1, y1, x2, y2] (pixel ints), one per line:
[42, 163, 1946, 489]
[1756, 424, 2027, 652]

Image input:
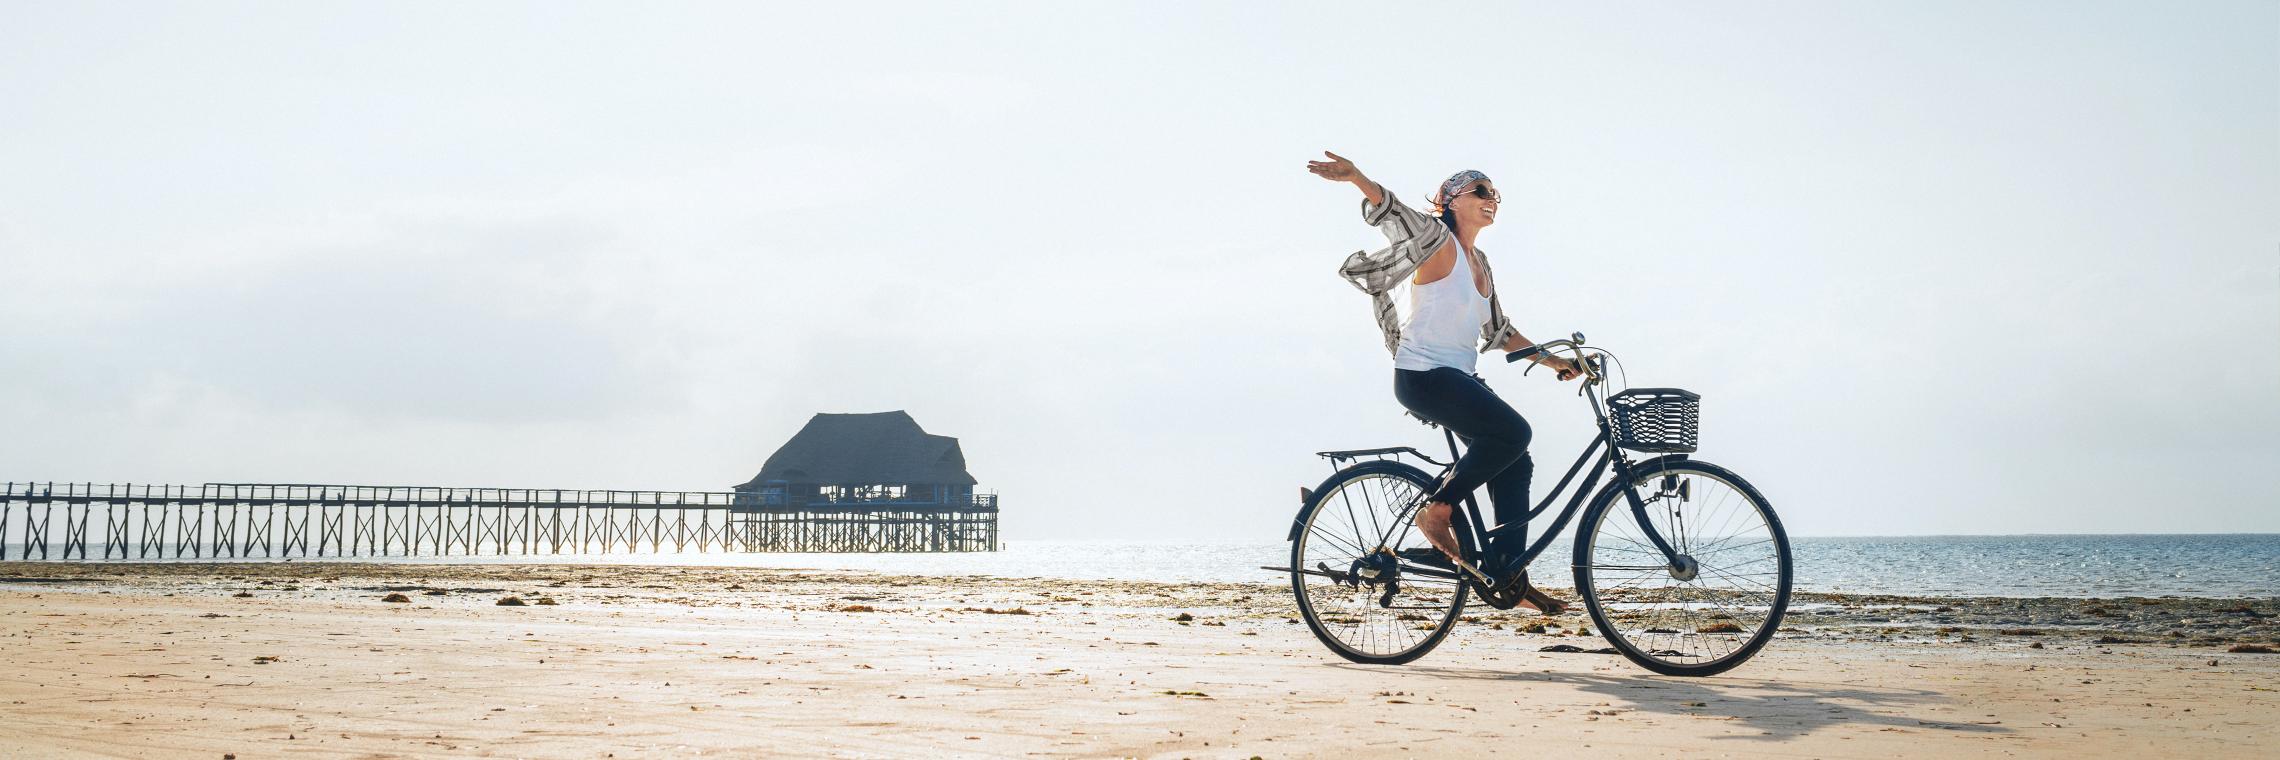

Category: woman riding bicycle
[1307, 151, 1579, 614]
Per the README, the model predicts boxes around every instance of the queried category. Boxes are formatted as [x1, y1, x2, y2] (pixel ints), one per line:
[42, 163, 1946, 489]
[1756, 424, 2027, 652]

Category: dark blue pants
[1393, 367, 1534, 546]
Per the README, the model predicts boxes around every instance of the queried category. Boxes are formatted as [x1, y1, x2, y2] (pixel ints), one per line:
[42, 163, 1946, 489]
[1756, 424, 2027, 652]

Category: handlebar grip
[1507, 345, 1540, 363]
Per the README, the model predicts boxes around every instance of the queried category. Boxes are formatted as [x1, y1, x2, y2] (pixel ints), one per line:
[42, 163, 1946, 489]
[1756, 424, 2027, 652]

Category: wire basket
[1607, 388, 1701, 453]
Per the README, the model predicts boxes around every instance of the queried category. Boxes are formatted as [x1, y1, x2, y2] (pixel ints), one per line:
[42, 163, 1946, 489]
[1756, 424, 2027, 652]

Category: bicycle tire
[1572, 458, 1791, 676]
[1289, 459, 1473, 665]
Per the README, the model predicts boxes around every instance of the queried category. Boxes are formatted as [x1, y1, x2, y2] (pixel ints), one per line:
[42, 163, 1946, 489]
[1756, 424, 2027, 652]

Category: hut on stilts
[728, 411, 999, 552]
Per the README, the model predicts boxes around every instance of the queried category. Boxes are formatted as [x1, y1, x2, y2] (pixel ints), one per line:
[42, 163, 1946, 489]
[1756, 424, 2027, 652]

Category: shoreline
[6, 561, 2276, 757]
[5, 561, 2277, 648]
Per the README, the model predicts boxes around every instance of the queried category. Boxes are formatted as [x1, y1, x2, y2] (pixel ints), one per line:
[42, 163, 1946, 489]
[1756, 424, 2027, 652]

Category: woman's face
[1446, 181, 1500, 230]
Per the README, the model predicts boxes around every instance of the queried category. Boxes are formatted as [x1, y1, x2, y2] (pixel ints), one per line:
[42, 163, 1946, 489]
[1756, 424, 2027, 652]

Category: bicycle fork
[1614, 460, 1697, 581]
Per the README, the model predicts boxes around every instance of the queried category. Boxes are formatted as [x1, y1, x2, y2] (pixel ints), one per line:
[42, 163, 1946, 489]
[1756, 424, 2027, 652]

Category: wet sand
[2, 562, 2274, 758]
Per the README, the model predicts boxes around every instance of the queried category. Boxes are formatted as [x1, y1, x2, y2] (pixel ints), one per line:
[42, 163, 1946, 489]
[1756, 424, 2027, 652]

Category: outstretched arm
[1307, 151, 1385, 206]
[1326, 150, 1447, 305]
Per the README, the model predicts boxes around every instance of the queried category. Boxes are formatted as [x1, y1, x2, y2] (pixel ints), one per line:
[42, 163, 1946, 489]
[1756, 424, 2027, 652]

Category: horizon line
[996, 532, 2280, 543]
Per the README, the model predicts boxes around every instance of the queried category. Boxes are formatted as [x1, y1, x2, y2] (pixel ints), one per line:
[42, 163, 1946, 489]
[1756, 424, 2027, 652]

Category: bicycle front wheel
[1290, 460, 1470, 665]
[1574, 459, 1791, 676]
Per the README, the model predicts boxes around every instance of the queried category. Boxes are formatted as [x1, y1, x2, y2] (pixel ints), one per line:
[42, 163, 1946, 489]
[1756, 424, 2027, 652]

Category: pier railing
[0, 482, 1000, 560]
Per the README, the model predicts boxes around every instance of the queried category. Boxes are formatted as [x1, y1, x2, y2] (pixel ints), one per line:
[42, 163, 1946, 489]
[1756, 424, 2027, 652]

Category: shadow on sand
[1329, 661, 2011, 741]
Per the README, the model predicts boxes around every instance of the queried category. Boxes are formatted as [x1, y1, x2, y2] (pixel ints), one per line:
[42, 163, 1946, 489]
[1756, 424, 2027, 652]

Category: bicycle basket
[1607, 388, 1701, 453]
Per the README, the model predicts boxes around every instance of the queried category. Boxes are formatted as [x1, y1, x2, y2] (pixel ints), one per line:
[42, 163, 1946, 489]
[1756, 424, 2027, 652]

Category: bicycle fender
[1620, 453, 1691, 480]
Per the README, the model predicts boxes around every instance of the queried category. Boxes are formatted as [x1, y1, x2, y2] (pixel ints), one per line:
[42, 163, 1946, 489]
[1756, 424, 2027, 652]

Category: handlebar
[1505, 332, 1605, 384]
[1505, 340, 1574, 363]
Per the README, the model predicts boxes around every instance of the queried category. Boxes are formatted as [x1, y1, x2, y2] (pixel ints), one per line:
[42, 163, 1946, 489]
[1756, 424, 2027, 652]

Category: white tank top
[1392, 238, 1492, 373]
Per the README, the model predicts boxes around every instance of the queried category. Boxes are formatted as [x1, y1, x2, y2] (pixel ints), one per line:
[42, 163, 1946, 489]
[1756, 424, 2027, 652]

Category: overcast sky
[3, 1, 2274, 539]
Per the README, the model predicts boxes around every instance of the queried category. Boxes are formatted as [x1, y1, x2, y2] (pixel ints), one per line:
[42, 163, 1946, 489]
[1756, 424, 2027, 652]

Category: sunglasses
[1451, 184, 1500, 204]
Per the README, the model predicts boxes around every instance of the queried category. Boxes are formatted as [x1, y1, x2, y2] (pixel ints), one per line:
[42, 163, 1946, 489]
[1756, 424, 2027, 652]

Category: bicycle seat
[1405, 411, 1440, 428]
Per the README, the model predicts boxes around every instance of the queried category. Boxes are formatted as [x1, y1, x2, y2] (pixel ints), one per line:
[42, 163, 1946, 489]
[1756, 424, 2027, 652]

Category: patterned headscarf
[1432, 169, 1492, 210]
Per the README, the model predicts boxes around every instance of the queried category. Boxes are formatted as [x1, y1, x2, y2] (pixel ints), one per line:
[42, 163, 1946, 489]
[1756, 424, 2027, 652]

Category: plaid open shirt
[1336, 191, 1518, 356]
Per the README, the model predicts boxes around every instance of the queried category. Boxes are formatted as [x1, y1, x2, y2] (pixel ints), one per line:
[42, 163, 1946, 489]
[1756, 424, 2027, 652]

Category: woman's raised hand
[1310, 151, 1383, 204]
[1307, 151, 1361, 182]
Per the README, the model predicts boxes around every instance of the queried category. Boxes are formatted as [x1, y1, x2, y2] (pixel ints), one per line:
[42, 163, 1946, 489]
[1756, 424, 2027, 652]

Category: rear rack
[1314, 446, 1451, 468]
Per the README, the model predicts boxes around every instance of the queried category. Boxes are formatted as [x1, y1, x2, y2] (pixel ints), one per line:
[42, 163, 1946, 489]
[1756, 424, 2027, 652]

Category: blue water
[7, 534, 2275, 599]
[1782, 534, 2278, 598]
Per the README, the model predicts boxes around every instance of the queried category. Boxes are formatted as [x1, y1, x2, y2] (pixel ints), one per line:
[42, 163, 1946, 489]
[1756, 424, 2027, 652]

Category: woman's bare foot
[1518, 583, 1568, 615]
[1411, 501, 1463, 563]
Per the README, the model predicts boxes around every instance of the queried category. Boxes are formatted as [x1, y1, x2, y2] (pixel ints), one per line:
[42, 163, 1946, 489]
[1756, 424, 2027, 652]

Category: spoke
[1336, 485, 1372, 560]
[1696, 483, 1749, 552]
[1597, 567, 1670, 592]
[1593, 529, 1661, 558]
[1370, 474, 1414, 543]
[1698, 553, 1780, 580]
[1689, 506, 1768, 557]
[1701, 563, 1781, 595]
[1694, 535, 1774, 559]
[1603, 519, 1660, 555]
[1305, 522, 1370, 560]
[1378, 477, 1425, 548]
[1693, 481, 1743, 551]
[1601, 510, 1663, 559]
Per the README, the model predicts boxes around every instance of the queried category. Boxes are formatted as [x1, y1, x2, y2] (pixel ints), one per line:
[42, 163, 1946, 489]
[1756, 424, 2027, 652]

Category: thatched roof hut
[734, 411, 978, 506]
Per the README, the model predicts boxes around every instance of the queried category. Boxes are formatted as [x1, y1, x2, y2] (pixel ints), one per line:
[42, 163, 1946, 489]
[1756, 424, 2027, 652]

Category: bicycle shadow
[1327, 660, 2010, 741]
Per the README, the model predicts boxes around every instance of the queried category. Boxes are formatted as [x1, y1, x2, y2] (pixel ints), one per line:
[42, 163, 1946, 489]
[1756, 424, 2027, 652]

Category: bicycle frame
[1422, 372, 1690, 584]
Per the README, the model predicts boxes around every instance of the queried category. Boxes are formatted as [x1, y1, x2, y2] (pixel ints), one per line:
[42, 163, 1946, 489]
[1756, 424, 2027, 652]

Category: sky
[2, 1, 2275, 540]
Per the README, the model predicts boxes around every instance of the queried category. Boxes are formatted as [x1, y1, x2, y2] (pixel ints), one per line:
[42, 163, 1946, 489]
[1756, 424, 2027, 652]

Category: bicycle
[1270, 333, 1792, 676]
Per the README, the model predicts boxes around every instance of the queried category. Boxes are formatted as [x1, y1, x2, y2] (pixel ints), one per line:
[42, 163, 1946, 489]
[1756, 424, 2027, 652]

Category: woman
[1307, 150, 1578, 614]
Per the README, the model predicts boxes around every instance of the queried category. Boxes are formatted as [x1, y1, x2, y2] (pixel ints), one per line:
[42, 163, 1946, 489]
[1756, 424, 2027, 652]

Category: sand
[1, 562, 2274, 758]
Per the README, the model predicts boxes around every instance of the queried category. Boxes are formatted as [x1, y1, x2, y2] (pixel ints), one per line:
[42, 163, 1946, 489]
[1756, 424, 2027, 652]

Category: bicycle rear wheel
[1289, 460, 1470, 665]
[1574, 459, 1791, 676]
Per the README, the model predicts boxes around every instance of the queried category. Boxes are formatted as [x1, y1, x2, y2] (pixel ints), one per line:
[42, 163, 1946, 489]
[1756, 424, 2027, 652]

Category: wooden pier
[0, 482, 999, 560]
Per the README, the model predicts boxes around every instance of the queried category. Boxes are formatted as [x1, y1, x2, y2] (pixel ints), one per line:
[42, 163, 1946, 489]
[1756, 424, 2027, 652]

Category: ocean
[6, 534, 2274, 599]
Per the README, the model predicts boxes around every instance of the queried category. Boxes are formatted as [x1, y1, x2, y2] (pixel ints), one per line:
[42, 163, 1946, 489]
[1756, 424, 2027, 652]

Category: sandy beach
[2, 562, 2274, 758]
